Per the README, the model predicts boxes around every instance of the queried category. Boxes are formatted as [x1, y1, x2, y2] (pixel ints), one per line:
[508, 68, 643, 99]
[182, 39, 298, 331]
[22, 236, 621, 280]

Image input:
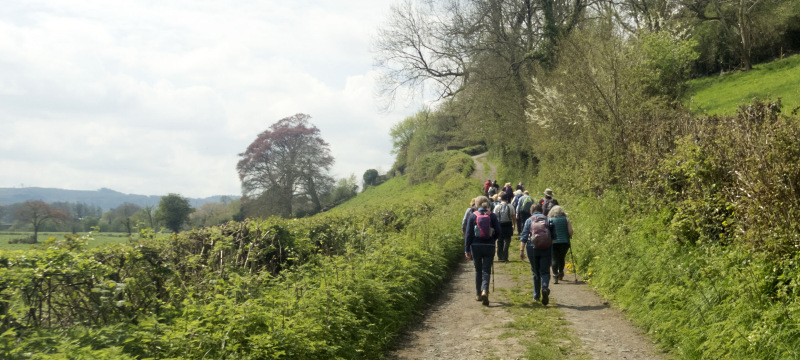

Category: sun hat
[544, 188, 554, 197]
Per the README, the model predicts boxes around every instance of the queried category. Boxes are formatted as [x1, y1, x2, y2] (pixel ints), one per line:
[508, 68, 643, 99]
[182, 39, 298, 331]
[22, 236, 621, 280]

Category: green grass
[0, 231, 168, 251]
[496, 260, 590, 360]
[686, 54, 800, 115]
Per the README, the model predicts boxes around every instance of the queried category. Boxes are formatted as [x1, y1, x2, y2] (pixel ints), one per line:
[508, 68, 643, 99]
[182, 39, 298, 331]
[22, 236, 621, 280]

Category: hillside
[0, 187, 237, 211]
[686, 54, 800, 115]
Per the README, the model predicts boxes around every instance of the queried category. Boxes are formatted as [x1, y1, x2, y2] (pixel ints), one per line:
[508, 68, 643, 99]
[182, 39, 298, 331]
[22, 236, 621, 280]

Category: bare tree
[14, 201, 68, 243]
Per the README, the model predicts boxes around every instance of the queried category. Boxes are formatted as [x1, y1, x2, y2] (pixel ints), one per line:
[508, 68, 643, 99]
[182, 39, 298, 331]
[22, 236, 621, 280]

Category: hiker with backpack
[465, 196, 501, 306]
[483, 180, 492, 197]
[548, 205, 573, 284]
[502, 182, 514, 199]
[519, 203, 554, 305]
[539, 188, 559, 216]
[488, 184, 498, 198]
[516, 191, 534, 235]
[493, 193, 516, 262]
[461, 198, 477, 235]
[491, 194, 501, 208]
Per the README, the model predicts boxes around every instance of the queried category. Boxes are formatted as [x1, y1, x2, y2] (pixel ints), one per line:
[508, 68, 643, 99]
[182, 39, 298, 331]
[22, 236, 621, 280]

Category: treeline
[0, 198, 239, 234]
[1, 176, 364, 236]
[379, 0, 800, 358]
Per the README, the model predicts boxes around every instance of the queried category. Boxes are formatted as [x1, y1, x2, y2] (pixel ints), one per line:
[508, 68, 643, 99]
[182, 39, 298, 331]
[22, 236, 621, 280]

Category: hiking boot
[476, 295, 482, 301]
[558, 272, 564, 281]
[481, 290, 489, 306]
[554, 276, 559, 285]
[542, 288, 550, 306]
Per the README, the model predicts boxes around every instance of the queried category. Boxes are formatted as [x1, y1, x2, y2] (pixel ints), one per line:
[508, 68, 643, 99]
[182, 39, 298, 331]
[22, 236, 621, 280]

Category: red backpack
[474, 211, 495, 239]
[530, 216, 552, 250]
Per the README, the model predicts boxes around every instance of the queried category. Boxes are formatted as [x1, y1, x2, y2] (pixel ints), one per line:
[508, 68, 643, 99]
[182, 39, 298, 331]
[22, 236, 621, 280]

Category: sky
[0, 0, 425, 198]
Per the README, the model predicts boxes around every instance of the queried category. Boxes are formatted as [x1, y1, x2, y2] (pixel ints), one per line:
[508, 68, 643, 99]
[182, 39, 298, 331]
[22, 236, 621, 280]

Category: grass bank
[565, 191, 800, 359]
[686, 54, 800, 115]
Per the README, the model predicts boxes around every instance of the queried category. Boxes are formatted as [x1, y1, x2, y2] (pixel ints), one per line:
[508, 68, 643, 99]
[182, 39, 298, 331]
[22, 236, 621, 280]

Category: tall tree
[155, 194, 194, 233]
[14, 201, 68, 243]
[237, 113, 334, 218]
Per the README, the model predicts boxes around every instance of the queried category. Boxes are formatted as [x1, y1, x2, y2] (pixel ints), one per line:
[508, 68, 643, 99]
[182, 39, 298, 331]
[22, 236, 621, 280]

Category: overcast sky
[0, 0, 424, 198]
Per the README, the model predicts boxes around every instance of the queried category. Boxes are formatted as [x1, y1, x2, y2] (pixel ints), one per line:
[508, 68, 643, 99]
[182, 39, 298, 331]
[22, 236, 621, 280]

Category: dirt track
[387, 153, 672, 359]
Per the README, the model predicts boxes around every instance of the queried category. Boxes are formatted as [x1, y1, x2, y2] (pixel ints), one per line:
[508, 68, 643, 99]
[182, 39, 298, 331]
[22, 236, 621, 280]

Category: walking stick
[569, 244, 579, 283]
[492, 260, 495, 292]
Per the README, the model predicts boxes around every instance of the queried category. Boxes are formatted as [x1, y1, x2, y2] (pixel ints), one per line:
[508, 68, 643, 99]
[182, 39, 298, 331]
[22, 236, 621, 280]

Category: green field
[686, 54, 800, 115]
[0, 231, 168, 251]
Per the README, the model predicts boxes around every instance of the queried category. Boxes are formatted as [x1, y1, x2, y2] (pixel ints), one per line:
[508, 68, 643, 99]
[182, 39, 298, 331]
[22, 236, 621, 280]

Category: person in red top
[483, 179, 492, 197]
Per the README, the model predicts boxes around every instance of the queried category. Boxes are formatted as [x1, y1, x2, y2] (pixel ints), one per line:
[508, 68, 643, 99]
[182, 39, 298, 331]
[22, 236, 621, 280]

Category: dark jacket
[465, 208, 501, 252]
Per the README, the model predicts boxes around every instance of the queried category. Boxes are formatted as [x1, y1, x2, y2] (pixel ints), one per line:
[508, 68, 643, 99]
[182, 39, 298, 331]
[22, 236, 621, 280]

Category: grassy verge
[497, 260, 589, 360]
[565, 190, 800, 359]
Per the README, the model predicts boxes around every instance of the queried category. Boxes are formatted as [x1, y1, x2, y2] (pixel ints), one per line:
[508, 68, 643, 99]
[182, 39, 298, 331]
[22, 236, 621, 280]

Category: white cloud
[0, 0, 423, 198]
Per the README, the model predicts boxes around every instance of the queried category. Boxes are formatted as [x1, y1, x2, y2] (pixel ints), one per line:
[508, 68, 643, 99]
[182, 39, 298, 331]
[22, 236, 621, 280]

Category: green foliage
[407, 150, 473, 185]
[1, 156, 475, 359]
[155, 193, 194, 233]
[568, 190, 800, 359]
[639, 31, 699, 101]
[362, 169, 379, 188]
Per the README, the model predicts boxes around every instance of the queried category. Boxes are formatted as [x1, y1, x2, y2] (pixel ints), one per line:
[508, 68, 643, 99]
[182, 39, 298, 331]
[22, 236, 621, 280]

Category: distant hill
[0, 187, 238, 211]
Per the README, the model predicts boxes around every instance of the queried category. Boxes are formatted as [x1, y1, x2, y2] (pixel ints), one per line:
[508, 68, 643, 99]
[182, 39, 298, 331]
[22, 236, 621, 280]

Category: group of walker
[463, 185, 573, 306]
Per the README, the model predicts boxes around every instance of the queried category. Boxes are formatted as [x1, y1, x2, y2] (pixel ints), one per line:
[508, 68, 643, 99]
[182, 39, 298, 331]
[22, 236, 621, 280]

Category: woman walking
[519, 203, 553, 305]
[548, 205, 573, 284]
[465, 196, 501, 306]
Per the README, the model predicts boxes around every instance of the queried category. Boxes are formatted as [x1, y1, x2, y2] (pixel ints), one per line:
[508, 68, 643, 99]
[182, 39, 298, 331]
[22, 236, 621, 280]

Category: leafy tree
[155, 194, 194, 233]
[102, 203, 142, 234]
[326, 175, 359, 206]
[237, 113, 334, 218]
[14, 201, 68, 243]
[363, 169, 379, 188]
[189, 199, 240, 228]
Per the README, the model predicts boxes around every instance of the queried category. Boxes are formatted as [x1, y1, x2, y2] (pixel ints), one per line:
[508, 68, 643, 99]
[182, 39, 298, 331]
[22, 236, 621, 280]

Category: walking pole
[569, 244, 579, 283]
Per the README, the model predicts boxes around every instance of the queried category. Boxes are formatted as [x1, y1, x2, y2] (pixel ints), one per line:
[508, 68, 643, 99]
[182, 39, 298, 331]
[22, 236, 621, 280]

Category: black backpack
[542, 198, 556, 216]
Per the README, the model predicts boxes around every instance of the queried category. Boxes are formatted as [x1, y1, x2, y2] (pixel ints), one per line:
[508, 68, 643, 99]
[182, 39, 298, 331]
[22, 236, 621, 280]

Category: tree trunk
[738, 0, 753, 71]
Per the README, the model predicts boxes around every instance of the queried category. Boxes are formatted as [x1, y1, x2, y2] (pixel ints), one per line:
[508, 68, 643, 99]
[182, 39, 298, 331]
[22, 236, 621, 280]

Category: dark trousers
[496, 222, 513, 261]
[551, 243, 571, 276]
[526, 245, 551, 299]
[471, 245, 495, 295]
[517, 212, 531, 235]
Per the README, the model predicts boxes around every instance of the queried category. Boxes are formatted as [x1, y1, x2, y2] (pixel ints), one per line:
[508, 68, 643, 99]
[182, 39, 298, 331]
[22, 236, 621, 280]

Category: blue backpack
[474, 211, 494, 239]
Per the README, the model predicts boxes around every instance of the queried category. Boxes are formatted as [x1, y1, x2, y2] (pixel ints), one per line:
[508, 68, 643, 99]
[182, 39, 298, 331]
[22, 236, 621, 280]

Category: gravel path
[387, 154, 672, 359]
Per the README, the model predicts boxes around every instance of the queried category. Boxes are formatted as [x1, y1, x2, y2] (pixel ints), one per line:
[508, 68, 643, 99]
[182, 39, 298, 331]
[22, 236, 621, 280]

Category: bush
[8, 236, 36, 244]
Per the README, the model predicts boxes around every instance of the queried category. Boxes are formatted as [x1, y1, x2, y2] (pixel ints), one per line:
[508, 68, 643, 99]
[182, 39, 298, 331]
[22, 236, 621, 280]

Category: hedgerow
[1, 168, 474, 359]
[558, 101, 800, 359]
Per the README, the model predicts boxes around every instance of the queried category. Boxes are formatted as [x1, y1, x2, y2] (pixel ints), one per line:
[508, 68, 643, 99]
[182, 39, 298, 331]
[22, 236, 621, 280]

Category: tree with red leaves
[237, 113, 334, 218]
[15, 201, 68, 243]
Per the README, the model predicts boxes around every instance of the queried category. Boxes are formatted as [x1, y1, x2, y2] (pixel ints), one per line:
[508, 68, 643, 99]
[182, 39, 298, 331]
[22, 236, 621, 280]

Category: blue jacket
[464, 208, 501, 253]
[519, 212, 554, 244]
